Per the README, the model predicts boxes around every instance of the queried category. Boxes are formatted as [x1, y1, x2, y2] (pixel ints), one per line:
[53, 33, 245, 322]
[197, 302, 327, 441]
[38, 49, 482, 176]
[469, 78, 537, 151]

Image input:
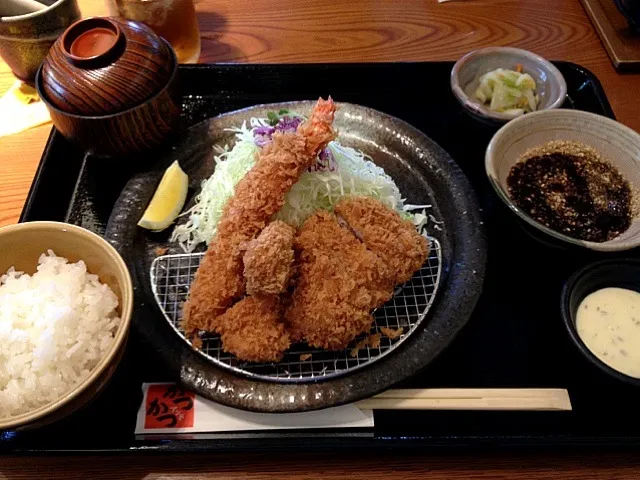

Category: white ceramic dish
[451, 47, 567, 124]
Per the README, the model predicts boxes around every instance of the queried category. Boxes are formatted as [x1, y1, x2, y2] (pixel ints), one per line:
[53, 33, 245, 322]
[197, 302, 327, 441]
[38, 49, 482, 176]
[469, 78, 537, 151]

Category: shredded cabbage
[171, 116, 431, 252]
[171, 123, 259, 252]
[274, 143, 405, 225]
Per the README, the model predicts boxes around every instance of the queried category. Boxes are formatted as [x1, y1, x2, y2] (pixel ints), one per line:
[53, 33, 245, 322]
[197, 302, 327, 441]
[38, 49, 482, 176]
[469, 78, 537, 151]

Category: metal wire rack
[150, 237, 442, 383]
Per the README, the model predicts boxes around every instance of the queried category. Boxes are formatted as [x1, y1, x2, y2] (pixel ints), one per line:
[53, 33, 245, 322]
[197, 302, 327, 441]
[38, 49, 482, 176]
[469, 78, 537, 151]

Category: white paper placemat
[135, 383, 374, 434]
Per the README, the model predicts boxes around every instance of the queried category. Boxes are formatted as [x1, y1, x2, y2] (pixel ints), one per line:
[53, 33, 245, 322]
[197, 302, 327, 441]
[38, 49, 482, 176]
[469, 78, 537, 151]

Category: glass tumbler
[108, 0, 201, 64]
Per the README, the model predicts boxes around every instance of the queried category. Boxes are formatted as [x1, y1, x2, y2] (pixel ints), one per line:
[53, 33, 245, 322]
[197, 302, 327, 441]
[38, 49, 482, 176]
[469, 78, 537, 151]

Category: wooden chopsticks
[355, 388, 572, 411]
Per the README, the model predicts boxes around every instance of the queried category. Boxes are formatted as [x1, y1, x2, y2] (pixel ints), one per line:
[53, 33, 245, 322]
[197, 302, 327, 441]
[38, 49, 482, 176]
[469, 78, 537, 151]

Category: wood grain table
[2, 0, 640, 478]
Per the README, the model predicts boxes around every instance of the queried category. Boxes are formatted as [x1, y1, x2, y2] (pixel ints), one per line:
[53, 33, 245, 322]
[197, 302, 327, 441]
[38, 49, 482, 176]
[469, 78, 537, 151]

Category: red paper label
[144, 384, 195, 429]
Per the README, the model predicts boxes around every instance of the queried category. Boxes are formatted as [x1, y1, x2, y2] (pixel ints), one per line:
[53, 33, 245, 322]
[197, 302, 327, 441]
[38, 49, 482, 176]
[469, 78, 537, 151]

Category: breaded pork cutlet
[284, 211, 394, 350]
[335, 196, 429, 285]
[243, 220, 295, 296]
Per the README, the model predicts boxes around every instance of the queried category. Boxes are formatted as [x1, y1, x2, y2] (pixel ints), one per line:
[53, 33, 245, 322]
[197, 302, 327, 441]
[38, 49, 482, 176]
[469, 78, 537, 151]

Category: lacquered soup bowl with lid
[35, 16, 181, 157]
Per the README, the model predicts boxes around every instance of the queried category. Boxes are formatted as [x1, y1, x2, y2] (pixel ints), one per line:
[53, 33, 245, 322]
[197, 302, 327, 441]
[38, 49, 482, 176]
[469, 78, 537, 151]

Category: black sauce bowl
[561, 259, 640, 387]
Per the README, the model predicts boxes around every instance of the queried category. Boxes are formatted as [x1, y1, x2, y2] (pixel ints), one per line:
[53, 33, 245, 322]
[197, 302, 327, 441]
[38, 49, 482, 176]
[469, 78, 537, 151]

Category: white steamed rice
[0, 251, 120, 418]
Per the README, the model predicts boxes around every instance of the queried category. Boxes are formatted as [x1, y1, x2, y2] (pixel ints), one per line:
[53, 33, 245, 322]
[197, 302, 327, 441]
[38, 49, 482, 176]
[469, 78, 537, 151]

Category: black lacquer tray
[5, 62, 640, 453]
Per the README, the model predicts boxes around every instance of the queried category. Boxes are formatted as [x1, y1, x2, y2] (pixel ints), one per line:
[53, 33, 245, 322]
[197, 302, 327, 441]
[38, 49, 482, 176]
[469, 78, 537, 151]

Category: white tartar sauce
[576, 287, 640, 378]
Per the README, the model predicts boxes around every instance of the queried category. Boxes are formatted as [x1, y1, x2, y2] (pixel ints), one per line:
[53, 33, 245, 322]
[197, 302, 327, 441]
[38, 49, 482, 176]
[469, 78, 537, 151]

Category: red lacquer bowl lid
[41, 17, 175, 116]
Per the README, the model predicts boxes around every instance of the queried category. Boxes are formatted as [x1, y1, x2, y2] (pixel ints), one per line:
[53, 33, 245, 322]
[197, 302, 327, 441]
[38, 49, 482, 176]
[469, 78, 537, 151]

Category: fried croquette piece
[218, 295, 291, 363]
[285, 211, 394, 350]
[334, 196, 429, 285]
[243, 220, 295, 296]
[182, 98, 337, 336]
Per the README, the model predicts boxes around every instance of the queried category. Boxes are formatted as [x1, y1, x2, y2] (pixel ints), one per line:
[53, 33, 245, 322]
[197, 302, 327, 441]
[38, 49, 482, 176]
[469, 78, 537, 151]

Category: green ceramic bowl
[0, 0, 80, 83]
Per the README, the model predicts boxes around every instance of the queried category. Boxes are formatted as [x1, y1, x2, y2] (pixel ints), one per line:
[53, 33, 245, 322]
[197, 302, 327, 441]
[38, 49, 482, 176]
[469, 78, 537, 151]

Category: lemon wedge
[137, 161, 188, 231]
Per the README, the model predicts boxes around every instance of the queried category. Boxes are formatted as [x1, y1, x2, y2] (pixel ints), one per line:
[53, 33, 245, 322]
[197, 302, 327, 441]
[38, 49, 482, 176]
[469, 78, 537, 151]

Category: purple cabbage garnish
[253, 116, 303, 148]
[253, 125, 275, 148]
[309, 147, 337, 172]
[254, 114, 336, 172]
[276, 116, 303, 133]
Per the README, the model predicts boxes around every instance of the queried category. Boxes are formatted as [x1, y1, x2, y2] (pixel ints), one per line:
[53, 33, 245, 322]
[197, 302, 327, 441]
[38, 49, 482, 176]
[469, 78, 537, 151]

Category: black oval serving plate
[105, 101, 487, 412]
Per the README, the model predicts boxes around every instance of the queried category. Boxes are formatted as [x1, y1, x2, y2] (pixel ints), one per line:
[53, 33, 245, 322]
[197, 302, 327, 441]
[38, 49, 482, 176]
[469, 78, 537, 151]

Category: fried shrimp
[182, 98, 337, 337]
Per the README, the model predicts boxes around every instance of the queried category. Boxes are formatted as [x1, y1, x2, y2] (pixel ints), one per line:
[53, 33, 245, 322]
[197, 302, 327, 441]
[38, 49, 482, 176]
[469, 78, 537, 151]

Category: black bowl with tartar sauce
[561, 259, 640, 387]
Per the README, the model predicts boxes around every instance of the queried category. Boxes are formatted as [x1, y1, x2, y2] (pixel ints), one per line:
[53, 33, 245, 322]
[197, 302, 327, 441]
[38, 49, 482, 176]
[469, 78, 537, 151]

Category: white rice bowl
[0, 251, 120, 418]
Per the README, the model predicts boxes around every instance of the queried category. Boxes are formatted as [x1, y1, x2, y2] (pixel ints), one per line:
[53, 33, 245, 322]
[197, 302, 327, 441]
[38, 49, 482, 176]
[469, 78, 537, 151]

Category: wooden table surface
[2, 0, 640, 477]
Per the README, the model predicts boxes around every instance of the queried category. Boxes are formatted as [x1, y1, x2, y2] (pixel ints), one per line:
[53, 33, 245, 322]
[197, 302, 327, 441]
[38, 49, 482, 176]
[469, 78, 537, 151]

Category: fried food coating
[218, 295, 291, 363]
[334, 196, 429, 285]
[182, 98, 337, 336]
[243, 220, 295, 296]
[284, 211, 394, 350]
